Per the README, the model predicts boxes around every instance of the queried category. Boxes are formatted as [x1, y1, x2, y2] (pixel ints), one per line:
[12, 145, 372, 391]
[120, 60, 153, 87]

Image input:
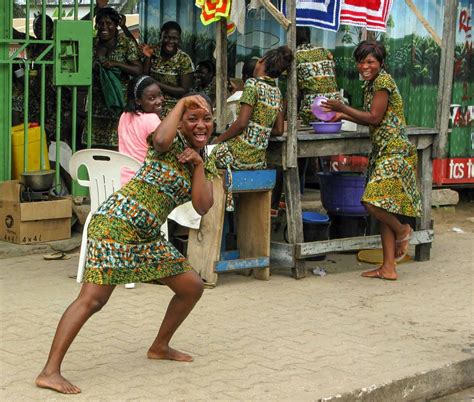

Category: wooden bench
[187, 169, 276, 287]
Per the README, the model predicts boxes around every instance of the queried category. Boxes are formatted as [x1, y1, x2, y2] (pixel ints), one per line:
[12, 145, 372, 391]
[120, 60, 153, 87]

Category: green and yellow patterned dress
[148, 48, 195, 117]
[84, 36, 140, 148]
[362, 71, 422, 217]
[205, 76, 282, 210]
[296, 43, 342, 125]
[83, 134, 212, 285]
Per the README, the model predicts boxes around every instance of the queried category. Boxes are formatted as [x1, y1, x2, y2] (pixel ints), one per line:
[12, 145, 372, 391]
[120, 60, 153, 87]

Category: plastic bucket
[285, 212, 330, 261]
[11, 123, 50, 179]
[317, 172, 367, 215]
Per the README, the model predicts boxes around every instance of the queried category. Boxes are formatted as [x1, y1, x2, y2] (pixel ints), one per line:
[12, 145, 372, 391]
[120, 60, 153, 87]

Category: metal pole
[0, 0, 13, 180]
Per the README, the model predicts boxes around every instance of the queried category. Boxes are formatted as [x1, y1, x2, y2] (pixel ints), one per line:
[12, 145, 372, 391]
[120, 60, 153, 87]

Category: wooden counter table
[267, 126, 437, 278]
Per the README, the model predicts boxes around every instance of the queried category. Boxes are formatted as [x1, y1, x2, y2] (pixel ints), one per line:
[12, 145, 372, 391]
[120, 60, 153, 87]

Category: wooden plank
[285, 0, 298, 169]
[283, 167, 306, 278]
[260, 0, 291, 29]
[298, 139, 371, 158]
[215, 19, 227, 133]
[404, 0, 442, 46]
[187, 175, 226, 286]
[236, 190, 272, 280]
[215, 257, 270, 273]
[415, 146, 433, 261]
[268, 131, 437, 164]
[220, 250, 240, 261]
[270, 241, 295, 267]
[296, 229, 434, 258]
[434, 0, 458, 158]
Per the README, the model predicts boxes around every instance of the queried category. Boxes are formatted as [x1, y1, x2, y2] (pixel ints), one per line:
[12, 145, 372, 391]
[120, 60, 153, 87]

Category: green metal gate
[0, 0, 93, 184]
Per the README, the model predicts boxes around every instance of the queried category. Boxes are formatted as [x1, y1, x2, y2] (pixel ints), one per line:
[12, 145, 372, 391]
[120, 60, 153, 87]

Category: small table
[267, 126, 437, 278]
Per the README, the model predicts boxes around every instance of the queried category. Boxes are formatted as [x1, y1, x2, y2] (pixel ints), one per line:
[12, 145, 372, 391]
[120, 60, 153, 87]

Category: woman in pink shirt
[118, 75, 164, 185]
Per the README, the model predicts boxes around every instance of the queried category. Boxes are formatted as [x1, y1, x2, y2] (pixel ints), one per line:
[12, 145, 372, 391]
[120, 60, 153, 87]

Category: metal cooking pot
[20, 169, 55, 191]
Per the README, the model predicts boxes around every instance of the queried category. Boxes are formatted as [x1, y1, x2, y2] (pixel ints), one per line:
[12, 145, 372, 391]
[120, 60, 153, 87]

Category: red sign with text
[433, 158, 474, 185]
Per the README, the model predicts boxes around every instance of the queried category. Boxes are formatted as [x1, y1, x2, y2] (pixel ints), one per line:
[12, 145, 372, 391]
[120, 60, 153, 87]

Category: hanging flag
[195, 0, 236, 35]
[340, 0, 393, 32]
[280, 0, 342, 32]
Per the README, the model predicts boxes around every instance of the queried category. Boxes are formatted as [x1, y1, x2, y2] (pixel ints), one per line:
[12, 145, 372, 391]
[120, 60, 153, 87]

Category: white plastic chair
[69, 149, 141, 286]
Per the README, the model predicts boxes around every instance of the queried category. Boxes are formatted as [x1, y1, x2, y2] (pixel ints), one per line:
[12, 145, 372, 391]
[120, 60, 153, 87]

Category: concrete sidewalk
[1, 225, 473, 401]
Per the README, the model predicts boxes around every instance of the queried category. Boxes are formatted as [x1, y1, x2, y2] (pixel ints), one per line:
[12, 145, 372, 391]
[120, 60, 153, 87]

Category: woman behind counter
[141, 21, 195, 117]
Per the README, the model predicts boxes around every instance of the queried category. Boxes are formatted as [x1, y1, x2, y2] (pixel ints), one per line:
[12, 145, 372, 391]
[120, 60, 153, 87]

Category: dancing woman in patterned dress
[323, 41, 422, 281]
[36, 94, 215, 394]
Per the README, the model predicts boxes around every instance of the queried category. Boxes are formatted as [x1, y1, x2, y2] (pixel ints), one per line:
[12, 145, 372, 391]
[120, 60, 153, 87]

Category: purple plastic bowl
[310, 121, 342, 134]
[311, 96, 336, 121]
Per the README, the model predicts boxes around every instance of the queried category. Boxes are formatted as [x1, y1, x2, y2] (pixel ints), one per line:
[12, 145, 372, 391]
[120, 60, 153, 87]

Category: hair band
[134, 75, 149, 100]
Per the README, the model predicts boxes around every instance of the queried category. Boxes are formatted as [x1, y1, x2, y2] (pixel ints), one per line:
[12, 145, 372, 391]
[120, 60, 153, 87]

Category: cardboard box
[0, 181, 72, 244]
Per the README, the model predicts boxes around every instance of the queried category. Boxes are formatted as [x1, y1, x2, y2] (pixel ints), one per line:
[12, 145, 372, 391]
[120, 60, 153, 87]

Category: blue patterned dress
[83, 134, 214, 285]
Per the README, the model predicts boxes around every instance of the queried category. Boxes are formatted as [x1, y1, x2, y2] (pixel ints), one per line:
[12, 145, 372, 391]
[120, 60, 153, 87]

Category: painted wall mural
[140, 0, 472, 157]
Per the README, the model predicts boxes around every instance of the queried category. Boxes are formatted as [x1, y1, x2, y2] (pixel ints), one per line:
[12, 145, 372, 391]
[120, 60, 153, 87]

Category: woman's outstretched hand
[322, 99, 345, 113]
[139, 44, 154, 58]
[177, 147, 203, 167]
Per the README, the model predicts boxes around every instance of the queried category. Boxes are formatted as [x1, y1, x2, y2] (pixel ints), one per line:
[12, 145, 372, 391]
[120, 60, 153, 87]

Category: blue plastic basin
[317, 172, 367, 215]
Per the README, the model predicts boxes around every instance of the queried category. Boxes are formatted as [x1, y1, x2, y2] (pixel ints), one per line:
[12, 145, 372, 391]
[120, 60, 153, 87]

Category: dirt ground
[277, 188, 474, 277]
[431, 190, 474, 234]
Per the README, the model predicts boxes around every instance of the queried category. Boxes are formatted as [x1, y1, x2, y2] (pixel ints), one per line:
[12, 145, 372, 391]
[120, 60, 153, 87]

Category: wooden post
[215, 19, 228, 134]
[236, 191, 272, 280]
[187, 175, 226, 287]
[286, 2, 297, 170]
[259, 0, 292, 30]
[433, 0, 458, 159]
[284, 0, 306, 279]
[404, 0, 442, 46]
[415, 146, 433, 261]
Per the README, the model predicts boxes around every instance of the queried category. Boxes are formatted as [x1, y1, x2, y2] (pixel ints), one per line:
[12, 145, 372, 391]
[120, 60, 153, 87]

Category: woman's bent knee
[189, 277, 204, 301]
[77, 294, 109, 314]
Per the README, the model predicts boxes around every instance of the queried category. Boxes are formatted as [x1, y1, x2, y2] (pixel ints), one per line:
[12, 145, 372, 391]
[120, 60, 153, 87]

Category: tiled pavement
[0, 230, 473, 401]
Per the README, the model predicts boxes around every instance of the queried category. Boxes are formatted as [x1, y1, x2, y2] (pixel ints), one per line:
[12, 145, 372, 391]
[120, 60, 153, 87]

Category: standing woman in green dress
[85, 7, 142, 148]
[141, 21, 195, 117]
[323, 41, 422, 281]
[36, 94, 215, 394]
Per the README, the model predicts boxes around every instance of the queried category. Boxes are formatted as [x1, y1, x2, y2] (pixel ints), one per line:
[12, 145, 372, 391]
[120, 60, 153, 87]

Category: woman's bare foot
[36, 371, 81, 394]
[395, 224, 413, 259]
[361, 266, 397, 281]
[147, 346, 193, 362]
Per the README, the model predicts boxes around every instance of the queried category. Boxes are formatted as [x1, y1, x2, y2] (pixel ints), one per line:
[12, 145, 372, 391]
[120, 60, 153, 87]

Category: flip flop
[395, 228, 413, 262]
[361, 268, 397, 281]
[43, 251, 71, 261]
